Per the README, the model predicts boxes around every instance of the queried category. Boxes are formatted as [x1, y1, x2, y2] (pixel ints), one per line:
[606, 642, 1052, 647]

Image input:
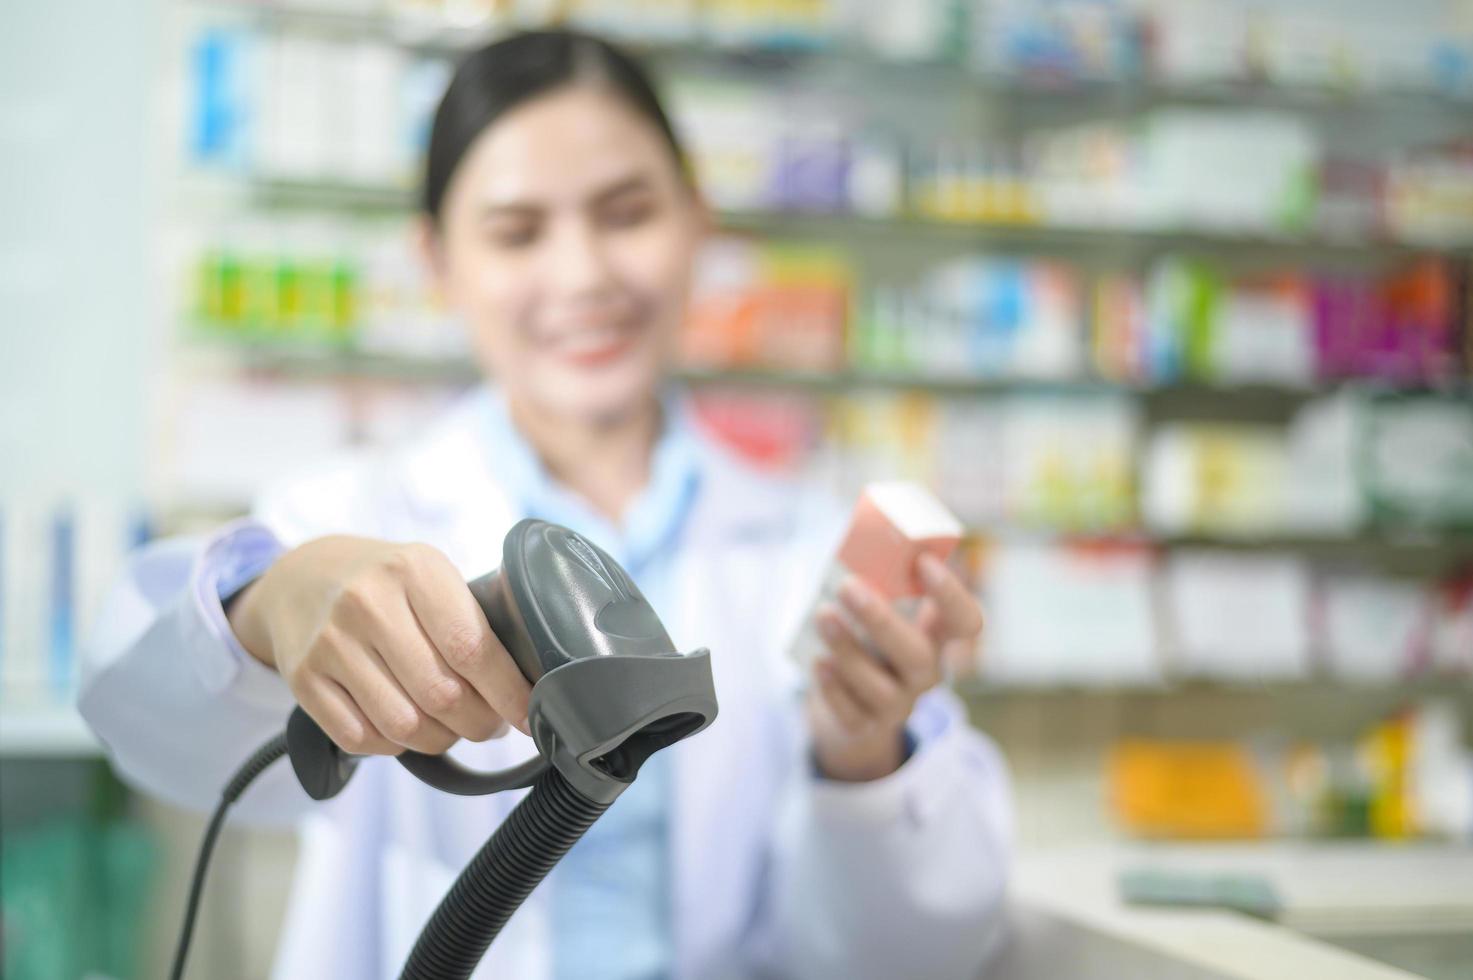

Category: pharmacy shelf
[183, 338, 1473, 408]
[967, 529, 1473, 580]
[954, 674, 1473, 700]
[0, 703, 102, 758]
[720, 212, 1473, 260]
[237, 177, 1473, 259]
[977, 527, 1473, 559]
[166, 336, 1473, 566]
[195, 0, 1473, 119]
[677, 366, 1473, 409]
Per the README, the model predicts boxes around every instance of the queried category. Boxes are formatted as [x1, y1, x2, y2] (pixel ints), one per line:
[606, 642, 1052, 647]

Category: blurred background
[2, 0, 1472, 977]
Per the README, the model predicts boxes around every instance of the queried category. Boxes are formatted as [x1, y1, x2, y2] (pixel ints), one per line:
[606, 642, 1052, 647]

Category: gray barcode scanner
[170, 519, 719, 980]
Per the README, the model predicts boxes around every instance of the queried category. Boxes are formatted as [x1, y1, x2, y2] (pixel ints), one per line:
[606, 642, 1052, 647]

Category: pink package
[790, 482, 964, 669]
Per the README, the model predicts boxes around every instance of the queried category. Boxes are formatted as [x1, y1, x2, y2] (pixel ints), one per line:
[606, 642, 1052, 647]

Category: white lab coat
[79, 388, 1013, 980]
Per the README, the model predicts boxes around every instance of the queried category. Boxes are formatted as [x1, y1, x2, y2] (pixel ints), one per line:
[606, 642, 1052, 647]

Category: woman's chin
[531, 354, 663, 421]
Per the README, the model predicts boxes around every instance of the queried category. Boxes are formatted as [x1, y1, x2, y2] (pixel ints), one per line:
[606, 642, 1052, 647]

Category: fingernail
[920, 553, 946, 586]
[817, 614, 839, 642]
[839, 577, 872, 611]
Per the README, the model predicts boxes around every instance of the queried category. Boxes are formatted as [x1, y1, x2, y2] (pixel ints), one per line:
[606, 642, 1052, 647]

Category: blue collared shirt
[479, 387, 701, 980]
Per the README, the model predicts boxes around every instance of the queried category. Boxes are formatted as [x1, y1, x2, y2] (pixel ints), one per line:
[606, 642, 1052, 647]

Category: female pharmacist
[79, 30, 1010, 980]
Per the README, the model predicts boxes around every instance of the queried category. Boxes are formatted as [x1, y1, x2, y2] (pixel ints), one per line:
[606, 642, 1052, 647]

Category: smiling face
[426, 84, 707, 426]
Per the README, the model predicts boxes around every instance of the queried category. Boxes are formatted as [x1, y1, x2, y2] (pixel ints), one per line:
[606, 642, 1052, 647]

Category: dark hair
[422, 30, 690, 224]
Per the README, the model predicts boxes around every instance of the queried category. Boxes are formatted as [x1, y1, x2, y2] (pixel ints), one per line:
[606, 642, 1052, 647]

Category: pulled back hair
[422, 30, 690, 225]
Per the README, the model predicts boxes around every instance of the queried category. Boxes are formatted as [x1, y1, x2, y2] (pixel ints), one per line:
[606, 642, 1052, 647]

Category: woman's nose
[543, 218, 615, 297]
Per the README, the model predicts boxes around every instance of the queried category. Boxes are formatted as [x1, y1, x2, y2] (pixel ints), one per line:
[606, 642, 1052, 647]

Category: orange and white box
[790, 481, 963, 671]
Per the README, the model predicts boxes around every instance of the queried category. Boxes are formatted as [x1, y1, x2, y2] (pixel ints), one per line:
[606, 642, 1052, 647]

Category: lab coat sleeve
[78, 518, 315, 826]
[755, 687, 1014, 980]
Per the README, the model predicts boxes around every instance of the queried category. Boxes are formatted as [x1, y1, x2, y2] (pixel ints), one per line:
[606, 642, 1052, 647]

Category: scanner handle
[286, 706, 549, 801]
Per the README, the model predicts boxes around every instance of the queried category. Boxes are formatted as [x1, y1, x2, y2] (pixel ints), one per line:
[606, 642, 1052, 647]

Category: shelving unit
[954, 674, 1473, 704]
[166, 0, 1473, 696]
[238, 176, 1473, 260]
[198, 0, 1473, 117]
[182, 334, 1472, 400]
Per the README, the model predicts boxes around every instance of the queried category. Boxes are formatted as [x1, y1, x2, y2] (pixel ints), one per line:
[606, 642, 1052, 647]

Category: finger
[336, 579, 508, 741]
[915, 597, 941, 641]
[813, 658, 873, 735]
[817, 602, 898, 677]
[298, 676, 400, 756]
[916, 596, 974, 675]
[382, 594, 510, 742]
[335, 642, 459, 754]
[835, 578, 937, 691]
[818, 613, 907, 723]
[918, 553, 984, 641]
[402, 549, 533, 735]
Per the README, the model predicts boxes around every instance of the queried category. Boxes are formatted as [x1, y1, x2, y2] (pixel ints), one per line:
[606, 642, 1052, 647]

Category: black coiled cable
[171, 725, 619, 980]
[399, 766, 612, 980]
[169, 732, 289, 980]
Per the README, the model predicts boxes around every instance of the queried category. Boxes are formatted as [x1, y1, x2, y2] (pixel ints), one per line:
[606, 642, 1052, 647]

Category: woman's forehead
[448, 86, 679, 213]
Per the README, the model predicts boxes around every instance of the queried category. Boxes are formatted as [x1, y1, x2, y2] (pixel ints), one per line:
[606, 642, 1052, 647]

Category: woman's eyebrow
[476, 174, 652, 220]
[588, 173, 654, 204]
[477, 202, 540, 222]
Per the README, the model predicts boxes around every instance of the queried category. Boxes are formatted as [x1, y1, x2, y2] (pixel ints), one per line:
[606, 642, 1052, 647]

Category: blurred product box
[1312, 260, 1462, 384]
[1386, 142, 1473, 244]
[825, 393, 940, 495]
[1109, 703, 1473, 842]
[1162, 550, 1313, 681]
[1317, 573, 1435, 682]
[1431, 571, 1473, 675]
[190, 221, 469, 358]
[932, 400, 1008, 529]
[700, 0, 841, 49]
[850, 0, 962, 63]
[1361, 395, 1473, 528]
[1110, 739, 1269, 839]
[1143, 424, 1290, 536]
[193, 238, 357, 342]
[688, 390, 825, 471]
[682, 238, 850, 373]
[1282, 392, 1366, 535]
[821, 392, 1138, 534]
[970, 0, 1144, 80]
[1143, 392, 1473, 537]
[854, 258, 1084, 379]
[994, 393, 1138, 532]
[189, 24, 449, 187]
[978, 540, 1160, 686]
[1092, 257, 1466, 387]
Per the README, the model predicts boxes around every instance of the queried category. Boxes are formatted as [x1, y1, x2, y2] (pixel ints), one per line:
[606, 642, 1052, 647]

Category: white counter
[988, 842, 1473, 980]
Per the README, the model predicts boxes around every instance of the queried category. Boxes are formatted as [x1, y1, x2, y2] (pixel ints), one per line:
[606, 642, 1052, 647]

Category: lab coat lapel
[668, 459, 795, 980]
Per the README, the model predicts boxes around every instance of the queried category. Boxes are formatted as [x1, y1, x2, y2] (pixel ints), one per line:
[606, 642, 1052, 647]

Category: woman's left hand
[806, 552, 984, 782]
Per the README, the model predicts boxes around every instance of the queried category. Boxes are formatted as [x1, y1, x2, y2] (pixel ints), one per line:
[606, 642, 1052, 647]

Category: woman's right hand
[226, 536, 532, 756]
